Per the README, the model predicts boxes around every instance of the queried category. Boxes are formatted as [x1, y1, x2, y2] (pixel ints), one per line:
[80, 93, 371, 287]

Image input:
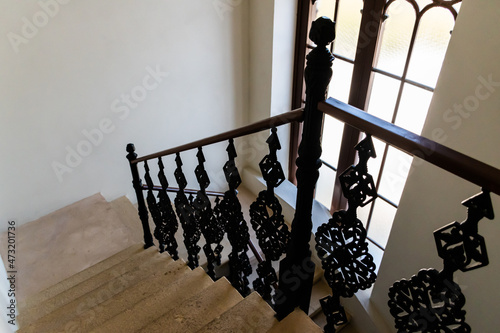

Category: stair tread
[20, 242, 145, 312]
[309, 276, 332, 317]
[197, 291, 277, 333]
[19, 252, 178, 333]
[137, 277, 243, 333]
[268, 308, 323, 333]
[18, 246, 159, 326]
[90, 266, 215, 333]
[50, 258, 191, 333]
[109, 196, 145, 244]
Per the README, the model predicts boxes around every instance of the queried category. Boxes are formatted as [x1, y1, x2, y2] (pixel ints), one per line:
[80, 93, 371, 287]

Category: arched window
[290, 0, 462, 266]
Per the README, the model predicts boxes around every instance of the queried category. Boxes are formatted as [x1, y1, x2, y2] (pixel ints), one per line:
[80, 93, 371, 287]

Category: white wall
[370, 0, 500, 331]
[245, 0, 297, 177]
[0, 0, 249, 229]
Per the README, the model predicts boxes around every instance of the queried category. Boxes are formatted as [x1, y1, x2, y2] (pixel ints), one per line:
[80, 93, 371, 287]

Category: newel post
[276, 17, 335, 319]
[126, 143, 155, 249]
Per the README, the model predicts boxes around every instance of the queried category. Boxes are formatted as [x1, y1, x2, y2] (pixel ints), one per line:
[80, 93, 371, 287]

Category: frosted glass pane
[332, 0, 363, 60]
[395, 84, 432, 135]
[357, 202, 372, 229]
[366, 137, 385, 185]
[368, 241, 384, 273]
[367, 200, 396, 248]
[407, 7, 455, 87]
[377, 147, 412, 205]
[376, 1, 416, 76]
[328, 60, 354, 103]
[415, 0, 433, 9]
[367, 73, 400, 123]
[315, 0, 336, 21]
[315, 166, 336, 209]
[321, 115, 344, 167]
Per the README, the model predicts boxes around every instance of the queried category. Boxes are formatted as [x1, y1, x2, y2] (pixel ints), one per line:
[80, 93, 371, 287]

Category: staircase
[6, 192, 334, 332]
[17, 243, 322, 333]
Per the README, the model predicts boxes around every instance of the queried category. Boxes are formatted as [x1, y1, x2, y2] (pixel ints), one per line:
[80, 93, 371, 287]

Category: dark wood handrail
[319, 97, 500, 195]
[132, 108, 304, 164]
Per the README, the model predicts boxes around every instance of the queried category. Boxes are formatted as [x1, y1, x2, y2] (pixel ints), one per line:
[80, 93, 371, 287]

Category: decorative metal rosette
[315, 211, 377, 297]
[388, 269, 470, 333]
[250, 191, 290, 261]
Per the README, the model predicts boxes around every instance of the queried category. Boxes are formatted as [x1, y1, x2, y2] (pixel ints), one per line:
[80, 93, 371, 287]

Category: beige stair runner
[18, 243, 323, 332]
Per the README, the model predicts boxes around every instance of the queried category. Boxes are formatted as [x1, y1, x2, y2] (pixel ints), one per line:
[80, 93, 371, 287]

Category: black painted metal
[250, 128, 290, 305]
[219, 139, 253, 296]
[388, 189, 494, 332]
[144, 160, 167, 253]
[193, 147, 226, 280]
[276, 16, 335, 319]
[157, 157, 179, 259]
[126, 143, 154, 249]
[173, 152, 201, 269]
[315, 136, 378, 332]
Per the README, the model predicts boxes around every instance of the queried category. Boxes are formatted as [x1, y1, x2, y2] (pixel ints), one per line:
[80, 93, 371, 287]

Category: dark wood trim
[320, 98, 500, 196]
[330, 0, 386, 213]
[132, 108, 304, 164]
[289, 0, 314, 185]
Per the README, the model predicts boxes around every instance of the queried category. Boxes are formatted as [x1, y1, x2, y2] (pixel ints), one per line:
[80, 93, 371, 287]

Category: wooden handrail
[132, 108, 304, 164]
[319, 97, 500, 195]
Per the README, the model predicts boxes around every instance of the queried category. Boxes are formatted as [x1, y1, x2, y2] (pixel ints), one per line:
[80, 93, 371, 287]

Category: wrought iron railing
[126, 16, 500, 333]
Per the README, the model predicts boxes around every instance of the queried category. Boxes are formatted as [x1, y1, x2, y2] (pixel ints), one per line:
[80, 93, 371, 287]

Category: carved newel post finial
[276, 17, 335, 319]
[309, 16, 336, 48]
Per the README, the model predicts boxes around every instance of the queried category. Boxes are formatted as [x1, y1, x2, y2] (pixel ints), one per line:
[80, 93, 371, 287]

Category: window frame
[289, 0, 461, 251]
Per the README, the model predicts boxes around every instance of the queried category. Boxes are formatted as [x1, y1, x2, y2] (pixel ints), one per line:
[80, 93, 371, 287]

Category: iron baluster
[173, 152, 201, 269]
[126, 143, 154, 249]
[315, 135, 378, 332]
[157, 157, 179, 259]
[193, 147, 225, 280]
[388, 189, 494, 332]
[219, 138, 253, 296]
[143, 161, 166, 252]
[250, 127, 289, 306]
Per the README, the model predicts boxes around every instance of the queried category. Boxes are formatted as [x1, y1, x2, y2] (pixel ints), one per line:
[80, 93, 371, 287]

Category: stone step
[267, 308, 323, 333]
[18, 245, 159, 326]
[136, 277, 243, 333]
[197, 291, 277, 333]
[20, 243, 145, 313]
[90, 266, 214, 333]
[19, 252, 175, 333]
[50, 259, 190, 333]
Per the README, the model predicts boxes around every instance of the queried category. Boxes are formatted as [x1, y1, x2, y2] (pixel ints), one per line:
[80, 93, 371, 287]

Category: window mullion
[330, 0, 386, 213]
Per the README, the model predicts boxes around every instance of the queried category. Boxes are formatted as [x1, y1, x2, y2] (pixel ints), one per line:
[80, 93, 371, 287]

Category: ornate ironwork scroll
[250, 128, 290, 305]
[157, 157, 179, 259]
[388, 189, 494, 332]
[218, 139, 252, 296]
[315, 135, 378, 332]
[144, 160, 179, 258]
[173, 152, 201, 269]
[193, 147, 226, 279]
